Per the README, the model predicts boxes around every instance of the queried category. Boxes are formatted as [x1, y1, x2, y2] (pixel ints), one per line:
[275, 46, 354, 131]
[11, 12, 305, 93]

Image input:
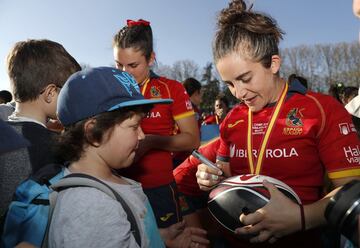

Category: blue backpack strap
[42, 173, 142, 247]
[2, 164, 65, 248]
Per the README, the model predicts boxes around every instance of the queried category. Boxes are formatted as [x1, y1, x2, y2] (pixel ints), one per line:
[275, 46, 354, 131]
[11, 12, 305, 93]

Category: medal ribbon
[247, 82, 288, 174]
[141, 77, 151, 95]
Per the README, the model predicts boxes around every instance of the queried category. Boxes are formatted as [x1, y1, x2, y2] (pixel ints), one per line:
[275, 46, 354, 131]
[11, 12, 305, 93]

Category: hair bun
[218, 0, 248, 29]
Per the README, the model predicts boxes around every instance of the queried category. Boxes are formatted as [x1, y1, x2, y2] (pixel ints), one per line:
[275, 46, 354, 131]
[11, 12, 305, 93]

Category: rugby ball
[208, 174, 301, 233]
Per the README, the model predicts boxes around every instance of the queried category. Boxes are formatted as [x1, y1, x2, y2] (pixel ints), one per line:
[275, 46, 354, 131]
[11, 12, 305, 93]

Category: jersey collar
[288, 78, 307, 95]
[150, 70, 160, 79]
[264, 78, 307, 108]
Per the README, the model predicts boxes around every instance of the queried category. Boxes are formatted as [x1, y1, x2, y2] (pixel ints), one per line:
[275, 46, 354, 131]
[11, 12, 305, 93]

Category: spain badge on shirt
[150, 86, 161, 98]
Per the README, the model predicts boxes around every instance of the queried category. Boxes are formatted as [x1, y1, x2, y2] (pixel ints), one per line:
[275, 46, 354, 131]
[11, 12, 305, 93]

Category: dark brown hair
[0, 90, 12, 103]
[183, 77, 202, 97]
[6, 39, 81, 102]
[215, 93, 229, 109]
[112, 20, 153, 61]
[213, 0, 284, 68]
[56, 105, 152, 163]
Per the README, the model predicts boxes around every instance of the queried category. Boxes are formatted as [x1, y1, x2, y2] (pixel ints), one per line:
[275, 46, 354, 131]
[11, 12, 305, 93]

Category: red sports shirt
[218, 81, 360, 204]
[203, 114, 219, 125]
[123, 72, 195, 188]
[172, 102, 202, 165]
[174, 137, 220, 196]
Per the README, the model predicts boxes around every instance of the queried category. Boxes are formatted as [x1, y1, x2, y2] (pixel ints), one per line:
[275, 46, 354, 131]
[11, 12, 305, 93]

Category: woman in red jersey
[195, 1, 360, 247]
[112, 19, 200, 230]
[202, 94, 230, 125]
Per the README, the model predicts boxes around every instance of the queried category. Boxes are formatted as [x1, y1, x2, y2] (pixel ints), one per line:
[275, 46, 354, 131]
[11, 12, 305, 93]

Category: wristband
[299, 204, 305, 231]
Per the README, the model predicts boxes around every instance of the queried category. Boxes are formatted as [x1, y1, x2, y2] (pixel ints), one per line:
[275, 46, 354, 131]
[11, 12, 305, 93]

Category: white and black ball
[208, 174, 301, 233]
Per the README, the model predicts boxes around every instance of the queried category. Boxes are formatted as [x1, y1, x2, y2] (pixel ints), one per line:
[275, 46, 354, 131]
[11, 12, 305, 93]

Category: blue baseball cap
[57, 67, 173, 126]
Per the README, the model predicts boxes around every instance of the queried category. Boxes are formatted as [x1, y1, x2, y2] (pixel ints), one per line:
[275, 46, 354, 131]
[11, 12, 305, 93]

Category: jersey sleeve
[317, 98, 360, 179]
[203, 115, 216, 125]
[217, 116, 230, 162]
[170, 81, 195, 120]
[174, 138, 220, 196]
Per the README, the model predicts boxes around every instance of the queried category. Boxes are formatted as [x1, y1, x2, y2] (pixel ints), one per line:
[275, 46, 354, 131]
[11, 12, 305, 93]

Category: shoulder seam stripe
[328, 168, 360, 179]
[157, 79, 171, 97]
[305, 94, 326, 138]
[174, 111, 195, 120]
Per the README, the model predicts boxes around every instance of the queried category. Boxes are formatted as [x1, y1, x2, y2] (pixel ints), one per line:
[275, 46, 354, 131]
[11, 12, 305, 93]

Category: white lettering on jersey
[343, 145, 360, 165]
[185, 100, 193, 110]
[266, 148, 299, 158]
[229, 144, 298, 159]
[146, 111, 161, 119]
[253, 123, 268, 135]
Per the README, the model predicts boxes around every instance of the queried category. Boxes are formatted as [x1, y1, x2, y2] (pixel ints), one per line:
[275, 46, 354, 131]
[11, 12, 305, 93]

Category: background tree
[154, 60, 200, 82]
[199, 63, 220, 114]
[170, 60, 200, 82]
[154, 41, 360, 114]
[154, 62, 173, 79]
[280, 41, 360, 91]
[223, 87, 240, 108]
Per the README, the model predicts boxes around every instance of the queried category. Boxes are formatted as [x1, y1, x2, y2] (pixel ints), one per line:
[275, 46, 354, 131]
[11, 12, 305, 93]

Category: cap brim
[0, 120, 30, 154]
[345, 94, 360, 118]
[108, 98, 173, 111]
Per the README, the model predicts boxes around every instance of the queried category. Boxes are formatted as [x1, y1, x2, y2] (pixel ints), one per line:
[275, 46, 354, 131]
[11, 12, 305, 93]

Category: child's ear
[41, 84, 58, 103]
[84, 118, 100, 146]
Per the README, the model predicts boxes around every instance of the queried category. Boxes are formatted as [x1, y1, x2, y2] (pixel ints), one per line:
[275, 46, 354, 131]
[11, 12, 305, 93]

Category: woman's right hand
[196, 162, 227, 191]
[160, 221, 209, 248]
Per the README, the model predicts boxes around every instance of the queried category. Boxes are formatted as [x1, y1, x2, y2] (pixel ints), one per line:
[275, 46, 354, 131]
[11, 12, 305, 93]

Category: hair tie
[127, 19, 150, 27]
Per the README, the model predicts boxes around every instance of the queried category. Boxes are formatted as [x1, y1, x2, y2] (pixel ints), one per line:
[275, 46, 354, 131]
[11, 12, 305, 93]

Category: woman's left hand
[235, 180, 302, 243]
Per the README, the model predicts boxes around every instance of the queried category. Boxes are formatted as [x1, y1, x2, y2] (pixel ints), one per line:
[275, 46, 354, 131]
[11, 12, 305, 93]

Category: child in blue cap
[48, 67, 209, 248]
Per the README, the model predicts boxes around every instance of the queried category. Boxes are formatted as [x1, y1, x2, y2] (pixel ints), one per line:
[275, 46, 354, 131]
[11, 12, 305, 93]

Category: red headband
[127, 19, 150, 27]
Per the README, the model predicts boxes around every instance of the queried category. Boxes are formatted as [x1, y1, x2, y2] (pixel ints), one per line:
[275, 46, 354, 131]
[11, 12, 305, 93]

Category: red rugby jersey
[172, 102, 202, 165]
[123, 72, 195, 188]
[174, 137, 220, 196]
[203, 114, 221, 125]
[218, 81, 360, 204]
